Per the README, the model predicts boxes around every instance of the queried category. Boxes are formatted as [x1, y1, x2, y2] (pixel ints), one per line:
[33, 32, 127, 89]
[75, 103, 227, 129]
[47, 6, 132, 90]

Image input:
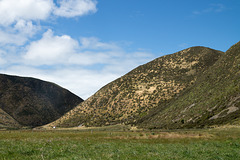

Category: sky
[0, 0, 239, 99]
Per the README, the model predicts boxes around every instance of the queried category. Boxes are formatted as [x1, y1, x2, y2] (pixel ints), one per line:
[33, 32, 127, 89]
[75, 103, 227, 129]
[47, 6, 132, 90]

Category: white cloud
[0, 0, 53, 26]
[14, 20, 39, 36]
[0, 0, 98, 47]
[0, 50, 6, 65]
[0, 0, 97, 26]
[24, 29, 78, 65]
[68, 51, 112, 65]
[0, 0, 51, 46]
[0, 30, 28, 46]
[0, 58, 5, 65]
[0, 20, 40, 46]
[80, 37, 120, 50]
[54, 0, 97, 17]
[193, 3, 225, 15]
[23, 30, 153, 67]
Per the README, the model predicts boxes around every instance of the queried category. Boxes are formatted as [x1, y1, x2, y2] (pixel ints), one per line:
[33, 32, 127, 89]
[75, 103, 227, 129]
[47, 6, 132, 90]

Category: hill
[48, 46, 223, 128]
[0, 108, 21, 128]
[139, 41, 240, 129]
[0, 74, 83, 128]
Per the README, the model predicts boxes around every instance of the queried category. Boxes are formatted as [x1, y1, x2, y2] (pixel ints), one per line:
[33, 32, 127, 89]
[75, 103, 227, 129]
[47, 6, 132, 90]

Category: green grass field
[1, 126, 240, 160]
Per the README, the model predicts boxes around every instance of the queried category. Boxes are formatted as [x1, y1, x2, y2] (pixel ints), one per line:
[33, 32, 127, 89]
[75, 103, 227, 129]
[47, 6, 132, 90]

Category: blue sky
[0, 0, 239, 99]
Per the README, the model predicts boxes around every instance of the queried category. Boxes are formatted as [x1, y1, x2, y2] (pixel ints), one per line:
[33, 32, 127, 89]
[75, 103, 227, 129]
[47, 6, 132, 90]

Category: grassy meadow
[1, 126, 240, 160]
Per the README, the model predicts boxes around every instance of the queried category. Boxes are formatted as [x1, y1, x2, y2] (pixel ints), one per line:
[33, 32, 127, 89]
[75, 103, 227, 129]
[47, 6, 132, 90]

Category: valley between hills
[0, 41, 240, 130]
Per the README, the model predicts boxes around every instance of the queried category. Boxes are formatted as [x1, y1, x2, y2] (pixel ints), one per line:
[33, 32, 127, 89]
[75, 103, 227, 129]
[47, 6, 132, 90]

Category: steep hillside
[0, 74, 83, 127]
[48, 46, 223, 127]
[139, 41, 240, 129]
[0, 108, 21, 128]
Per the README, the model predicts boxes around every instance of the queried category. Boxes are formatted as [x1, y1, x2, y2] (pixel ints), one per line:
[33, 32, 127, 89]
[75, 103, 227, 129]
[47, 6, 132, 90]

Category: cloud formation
[0, 0, 98, 46]
[23, 30, 121, 66]
[193, 3, 225, 15]
[0, 20, 39, 46]
[0, 0, 155, 99]
[0, 0, 97, 26]
[24, 29, 78, 65]
[0, 0, 53, 26]
[54, 0, 97, 17]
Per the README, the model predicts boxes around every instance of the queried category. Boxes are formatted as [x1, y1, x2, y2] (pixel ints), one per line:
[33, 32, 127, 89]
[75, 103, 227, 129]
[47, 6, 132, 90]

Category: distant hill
[0, 74, 83, 128]
[139, 41, 240, 129]
[47, 46, 224, 128]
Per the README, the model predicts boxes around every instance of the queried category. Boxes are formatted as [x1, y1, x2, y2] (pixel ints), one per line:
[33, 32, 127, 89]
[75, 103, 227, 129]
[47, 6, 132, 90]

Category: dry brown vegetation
[0, 108, 21, 128]
[106, 132, 212, 140]
[49, 46, 223, 127]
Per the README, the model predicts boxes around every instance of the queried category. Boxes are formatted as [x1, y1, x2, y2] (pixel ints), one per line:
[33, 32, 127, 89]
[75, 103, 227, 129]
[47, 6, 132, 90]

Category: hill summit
[139, 41, 240, 129]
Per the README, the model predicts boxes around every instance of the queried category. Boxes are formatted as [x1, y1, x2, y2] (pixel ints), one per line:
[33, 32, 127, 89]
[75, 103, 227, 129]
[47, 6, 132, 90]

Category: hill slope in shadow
[0, 74, 83, 127]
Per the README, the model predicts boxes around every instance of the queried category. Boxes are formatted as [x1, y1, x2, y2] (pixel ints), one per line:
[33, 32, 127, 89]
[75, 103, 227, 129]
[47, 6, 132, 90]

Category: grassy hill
[0, 74, 83, 128]
[48, 46, 224, 128]
[139, 41, 240, 129]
